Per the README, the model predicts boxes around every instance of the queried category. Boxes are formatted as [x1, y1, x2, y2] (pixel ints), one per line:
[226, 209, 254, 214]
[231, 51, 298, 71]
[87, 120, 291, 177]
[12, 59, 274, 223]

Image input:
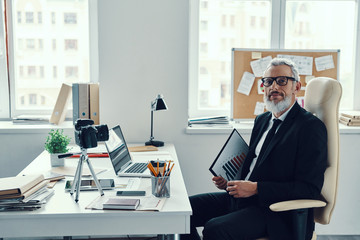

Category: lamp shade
[152, 94, 168, 111]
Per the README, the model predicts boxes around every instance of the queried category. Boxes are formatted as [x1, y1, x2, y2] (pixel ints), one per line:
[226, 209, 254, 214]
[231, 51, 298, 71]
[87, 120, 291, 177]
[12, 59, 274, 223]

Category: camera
[74, 119, 109, 149]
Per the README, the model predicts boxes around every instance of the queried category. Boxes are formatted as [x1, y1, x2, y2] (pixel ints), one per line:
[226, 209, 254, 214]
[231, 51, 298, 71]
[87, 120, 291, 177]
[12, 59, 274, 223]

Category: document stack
[0, 174, 54, 212]
[188, 116, 230, 127]
[339, 111, 360, 126]
[12, 115, 51, 124]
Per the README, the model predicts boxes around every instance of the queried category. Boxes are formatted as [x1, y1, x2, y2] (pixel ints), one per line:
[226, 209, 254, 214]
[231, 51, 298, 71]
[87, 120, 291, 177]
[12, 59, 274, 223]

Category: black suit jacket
[239, 102, 327, 239]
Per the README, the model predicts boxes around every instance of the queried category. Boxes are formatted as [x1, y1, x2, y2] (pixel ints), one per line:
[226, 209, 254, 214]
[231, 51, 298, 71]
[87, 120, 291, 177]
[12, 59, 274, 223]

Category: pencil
[157, 161, 159, 177]
[147, 163, 157, 176]
[163, 163, 167, 177]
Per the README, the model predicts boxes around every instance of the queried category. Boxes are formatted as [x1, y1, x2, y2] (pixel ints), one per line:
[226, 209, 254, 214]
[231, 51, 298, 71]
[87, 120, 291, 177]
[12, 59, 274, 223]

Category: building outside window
[189, 0, 357, 117]
[0, 0, 92, 117]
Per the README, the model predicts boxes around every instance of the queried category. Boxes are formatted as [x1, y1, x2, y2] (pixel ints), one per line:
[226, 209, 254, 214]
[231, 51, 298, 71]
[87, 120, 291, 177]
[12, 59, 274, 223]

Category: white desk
[0, 144, 191, 238]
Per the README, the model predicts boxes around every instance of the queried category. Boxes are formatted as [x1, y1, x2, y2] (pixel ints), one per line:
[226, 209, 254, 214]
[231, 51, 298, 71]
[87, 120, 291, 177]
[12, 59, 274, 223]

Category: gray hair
[266, 57, 300, 82]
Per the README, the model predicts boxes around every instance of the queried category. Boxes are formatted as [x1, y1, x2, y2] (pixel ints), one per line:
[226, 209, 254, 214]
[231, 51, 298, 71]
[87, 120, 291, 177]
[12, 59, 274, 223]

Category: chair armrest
[269, 199, 326, 212]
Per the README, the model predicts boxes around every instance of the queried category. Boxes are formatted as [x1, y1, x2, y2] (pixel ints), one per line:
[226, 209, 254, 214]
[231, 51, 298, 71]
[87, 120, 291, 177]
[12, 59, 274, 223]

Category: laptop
[105, 125, 152, 177]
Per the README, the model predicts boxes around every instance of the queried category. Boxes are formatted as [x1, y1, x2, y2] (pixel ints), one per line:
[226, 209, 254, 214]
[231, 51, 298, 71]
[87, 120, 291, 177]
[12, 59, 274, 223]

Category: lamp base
[145, 140, 164, 147]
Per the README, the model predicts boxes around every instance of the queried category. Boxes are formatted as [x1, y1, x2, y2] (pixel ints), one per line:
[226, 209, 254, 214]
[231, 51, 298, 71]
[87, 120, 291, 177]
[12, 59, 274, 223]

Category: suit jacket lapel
[255, 102, 301, 168]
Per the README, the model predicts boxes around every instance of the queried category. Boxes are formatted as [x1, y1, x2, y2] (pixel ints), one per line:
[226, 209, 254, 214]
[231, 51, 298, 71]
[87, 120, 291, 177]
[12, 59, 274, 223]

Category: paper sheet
[277, 54, 313, 76]
[315, 55, 335, 71]
[250, 56, 272, 77]
[237, 71, 255, 96]
[114, 178, 141, 190]
[254, 102, 265, 115]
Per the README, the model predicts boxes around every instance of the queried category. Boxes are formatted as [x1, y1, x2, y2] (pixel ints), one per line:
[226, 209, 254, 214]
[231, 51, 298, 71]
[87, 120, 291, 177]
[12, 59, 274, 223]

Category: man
[181, 58, 327, 240]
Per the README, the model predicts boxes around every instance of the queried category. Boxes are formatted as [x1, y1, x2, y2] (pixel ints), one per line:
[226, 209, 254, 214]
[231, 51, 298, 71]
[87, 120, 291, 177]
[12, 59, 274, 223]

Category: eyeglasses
[261, 76, 296, 87]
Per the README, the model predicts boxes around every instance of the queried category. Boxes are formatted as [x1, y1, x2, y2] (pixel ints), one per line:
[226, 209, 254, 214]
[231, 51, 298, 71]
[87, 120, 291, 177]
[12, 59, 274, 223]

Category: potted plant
[45, 129, 71, 167]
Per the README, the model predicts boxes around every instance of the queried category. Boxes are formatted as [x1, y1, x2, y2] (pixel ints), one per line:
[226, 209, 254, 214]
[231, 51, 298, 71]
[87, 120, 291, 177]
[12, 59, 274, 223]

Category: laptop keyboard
[125, 162, 148, 173]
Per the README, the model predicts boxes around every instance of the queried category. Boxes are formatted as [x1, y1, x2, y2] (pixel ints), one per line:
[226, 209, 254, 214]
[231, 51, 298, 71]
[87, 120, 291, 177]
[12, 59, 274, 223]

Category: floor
[3, 236, 360, 240]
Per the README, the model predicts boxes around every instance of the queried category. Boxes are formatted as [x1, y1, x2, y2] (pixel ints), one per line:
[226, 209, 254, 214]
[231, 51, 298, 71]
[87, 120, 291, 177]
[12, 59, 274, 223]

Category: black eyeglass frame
[261, 76, 297, 87]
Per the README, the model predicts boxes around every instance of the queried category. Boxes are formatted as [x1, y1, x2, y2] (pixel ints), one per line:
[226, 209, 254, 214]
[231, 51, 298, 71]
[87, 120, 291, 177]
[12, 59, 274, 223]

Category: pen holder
[151, 175, 170, 198]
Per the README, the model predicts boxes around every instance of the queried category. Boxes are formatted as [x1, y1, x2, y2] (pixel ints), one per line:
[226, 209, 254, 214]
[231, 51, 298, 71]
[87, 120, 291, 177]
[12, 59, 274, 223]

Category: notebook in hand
[105, 125, 152, 177]
[102, 198, 140, 210]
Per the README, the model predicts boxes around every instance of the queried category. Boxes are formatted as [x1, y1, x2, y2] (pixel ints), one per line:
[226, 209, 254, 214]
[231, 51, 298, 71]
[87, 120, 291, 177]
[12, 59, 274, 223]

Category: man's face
[263, 65, 299, 105]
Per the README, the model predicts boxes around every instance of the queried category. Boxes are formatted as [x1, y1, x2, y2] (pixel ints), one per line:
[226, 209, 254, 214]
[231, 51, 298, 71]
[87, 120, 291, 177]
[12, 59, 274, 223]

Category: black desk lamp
[145, 94, 168, 147]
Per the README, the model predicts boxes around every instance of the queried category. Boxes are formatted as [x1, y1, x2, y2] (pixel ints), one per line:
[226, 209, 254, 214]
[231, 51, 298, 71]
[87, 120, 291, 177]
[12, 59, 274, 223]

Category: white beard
[263, 94, 292, 115]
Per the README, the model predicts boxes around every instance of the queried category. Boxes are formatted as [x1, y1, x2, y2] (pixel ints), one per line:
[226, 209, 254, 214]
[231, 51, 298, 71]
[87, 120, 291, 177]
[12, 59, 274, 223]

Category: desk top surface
[0, 143, 191, 238]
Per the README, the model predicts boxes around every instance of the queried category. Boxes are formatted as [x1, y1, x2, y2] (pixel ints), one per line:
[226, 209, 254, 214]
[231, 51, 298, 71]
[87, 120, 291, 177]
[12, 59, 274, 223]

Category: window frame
[1, 0, 98, 119]
[189, 0, 360, 118]
[0, 1, 10, 118]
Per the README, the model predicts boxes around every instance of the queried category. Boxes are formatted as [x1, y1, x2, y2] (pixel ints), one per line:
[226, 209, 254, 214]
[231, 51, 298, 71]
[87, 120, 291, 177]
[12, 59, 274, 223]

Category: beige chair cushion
[304, 77, 342, 224]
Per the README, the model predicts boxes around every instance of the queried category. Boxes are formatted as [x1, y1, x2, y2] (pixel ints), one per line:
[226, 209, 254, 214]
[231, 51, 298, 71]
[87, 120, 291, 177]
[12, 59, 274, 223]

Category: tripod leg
[70, 157, 82, 195]
[74, 155, 84, 203]
[86, 157, 104, 196]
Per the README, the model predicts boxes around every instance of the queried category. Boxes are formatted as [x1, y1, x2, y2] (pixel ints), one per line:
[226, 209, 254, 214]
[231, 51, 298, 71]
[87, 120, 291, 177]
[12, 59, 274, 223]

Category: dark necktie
[257, 119, 282, 161]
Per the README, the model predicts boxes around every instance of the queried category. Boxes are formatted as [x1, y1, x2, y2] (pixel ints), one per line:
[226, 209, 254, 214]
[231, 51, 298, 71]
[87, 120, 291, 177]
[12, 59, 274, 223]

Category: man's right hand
[212, 176, 227, 190]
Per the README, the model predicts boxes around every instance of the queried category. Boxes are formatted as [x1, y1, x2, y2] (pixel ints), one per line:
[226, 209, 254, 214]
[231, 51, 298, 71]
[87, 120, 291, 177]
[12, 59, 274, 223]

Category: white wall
[0, 0, 360, 235]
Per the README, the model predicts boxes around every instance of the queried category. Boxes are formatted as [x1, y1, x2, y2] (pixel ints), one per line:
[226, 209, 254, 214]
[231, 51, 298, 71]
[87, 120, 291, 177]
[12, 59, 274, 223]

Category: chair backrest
[304, 77, 342, 225]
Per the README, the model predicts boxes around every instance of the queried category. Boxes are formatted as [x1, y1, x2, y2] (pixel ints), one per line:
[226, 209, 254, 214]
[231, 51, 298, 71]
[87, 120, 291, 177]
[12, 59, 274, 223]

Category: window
[65, 66, 79, 79]
[52, 39, 56, 50]
[38, 39, 43, 50]
[53, 66, 57, 78]
[37, 12, 42, 24]
[65, 39, 78, 51]
[189, 0, 359, 117]
[64, 12, 77, 24]
[25, 12, 33, 23]
[17, 11, 21, 23]
[51, 12, 55, 24]
[26, 39, 35, 49]
[0, 0, 96, 118]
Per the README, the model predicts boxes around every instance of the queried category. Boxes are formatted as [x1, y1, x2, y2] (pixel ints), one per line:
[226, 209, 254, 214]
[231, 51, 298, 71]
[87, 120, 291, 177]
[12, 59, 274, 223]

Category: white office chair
[257, 77, 342, 240]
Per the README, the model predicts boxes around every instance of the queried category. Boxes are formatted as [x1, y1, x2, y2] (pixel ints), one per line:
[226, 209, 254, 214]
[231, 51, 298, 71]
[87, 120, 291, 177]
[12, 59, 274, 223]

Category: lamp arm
[150, 110, 154, 141]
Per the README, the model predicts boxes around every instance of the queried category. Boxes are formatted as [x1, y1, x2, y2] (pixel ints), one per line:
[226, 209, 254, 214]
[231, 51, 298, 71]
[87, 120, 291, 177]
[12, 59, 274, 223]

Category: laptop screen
[105, 125, 132, 174]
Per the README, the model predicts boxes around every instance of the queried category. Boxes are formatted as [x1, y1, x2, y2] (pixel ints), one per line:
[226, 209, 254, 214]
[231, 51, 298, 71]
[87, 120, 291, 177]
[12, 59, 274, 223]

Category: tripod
[70, 147, 104, 202]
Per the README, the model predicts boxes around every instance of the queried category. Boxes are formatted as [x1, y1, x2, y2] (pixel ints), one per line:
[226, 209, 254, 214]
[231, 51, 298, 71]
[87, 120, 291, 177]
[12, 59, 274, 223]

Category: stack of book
[188, 116, 230, 127]
[0, 174, 54, 212]
[339, 111, 360, 126]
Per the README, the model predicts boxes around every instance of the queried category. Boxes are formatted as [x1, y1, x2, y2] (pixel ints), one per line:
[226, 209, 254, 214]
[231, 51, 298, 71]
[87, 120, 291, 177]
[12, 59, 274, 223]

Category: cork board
[231, 49, 339, 120]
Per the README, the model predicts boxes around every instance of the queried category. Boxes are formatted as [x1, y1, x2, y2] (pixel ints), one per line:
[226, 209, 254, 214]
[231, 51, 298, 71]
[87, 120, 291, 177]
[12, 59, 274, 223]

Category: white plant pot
[50, 153, 65, 167]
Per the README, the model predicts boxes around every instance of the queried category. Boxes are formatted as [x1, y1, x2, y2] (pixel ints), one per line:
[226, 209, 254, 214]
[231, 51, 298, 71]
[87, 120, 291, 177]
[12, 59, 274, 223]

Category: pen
[157, 161, 159, 177]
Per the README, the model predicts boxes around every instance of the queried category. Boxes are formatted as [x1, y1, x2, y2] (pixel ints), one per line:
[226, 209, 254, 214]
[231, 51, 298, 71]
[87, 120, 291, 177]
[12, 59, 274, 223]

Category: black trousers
[180, 192, 268, 240]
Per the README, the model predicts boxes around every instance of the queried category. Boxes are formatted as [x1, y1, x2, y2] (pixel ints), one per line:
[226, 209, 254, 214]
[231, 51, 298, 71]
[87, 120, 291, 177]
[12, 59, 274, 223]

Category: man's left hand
[226, 180, 258, 198]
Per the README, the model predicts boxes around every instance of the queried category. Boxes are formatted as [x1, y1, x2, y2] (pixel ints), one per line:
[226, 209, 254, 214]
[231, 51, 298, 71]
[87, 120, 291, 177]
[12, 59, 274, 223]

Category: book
[43, 171, 65, 182]
[72, 83, 79, 124]
[12, 115, 51, 124]
[50, 83, 72, 125]
[339, 119, 360, 126]
[102, 198, 140, 210]
[209, 129, 249, 181]
[188, 116, 229, 126]
[89, 83, 100, 125]
[340, 111, 360, 119]
[78, 83, 90, 119]
[0, 174, 44, 197]
[0, 180, 49, 200]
